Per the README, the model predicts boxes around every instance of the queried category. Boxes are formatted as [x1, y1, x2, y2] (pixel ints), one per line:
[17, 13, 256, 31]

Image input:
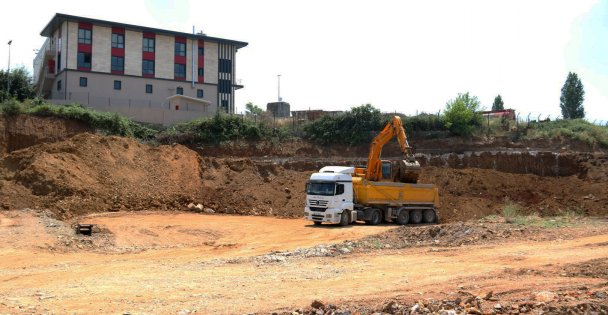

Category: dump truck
[304, 116, 439, 226]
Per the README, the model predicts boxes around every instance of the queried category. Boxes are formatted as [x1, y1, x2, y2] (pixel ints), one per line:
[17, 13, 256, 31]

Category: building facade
[33, 13, 247, 125]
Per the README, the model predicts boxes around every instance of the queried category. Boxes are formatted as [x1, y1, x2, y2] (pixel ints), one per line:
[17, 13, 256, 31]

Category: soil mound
[422, 167, 607, 222]
[197, 158, 307, 217]
[0, 133, 202, 218]
[0, 134, 308, 219]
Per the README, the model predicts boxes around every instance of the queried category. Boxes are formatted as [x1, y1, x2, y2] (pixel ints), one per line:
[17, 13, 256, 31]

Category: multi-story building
[33, 13, 247, 125]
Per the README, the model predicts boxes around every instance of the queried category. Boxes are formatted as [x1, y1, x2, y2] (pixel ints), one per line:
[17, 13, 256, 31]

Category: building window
[78, 28, 92, 44]
[219, 59, 232, 73]
[142, 60, 155, 76]
[175, 42, 186, 57]
[143, 38, 155, 52]
[57, 80, 62, 90]
[219, 79, 231, 94]
[111, 33, 124, 48]
[114, 80, 122, 90]
[57, 52, 62, 72]
[198, 68, 204, 76]
[197, 89, 204, 98]
[145, 84, 153, 94]
[198, 47, 204, 55]
[111, 56, 124, 72]
[221, 100, 228, 111]
[176, 87, 183, 95]
[79, 77, 88, 87]
[174, 63, 186, 78]
[77, 52, 92, 69]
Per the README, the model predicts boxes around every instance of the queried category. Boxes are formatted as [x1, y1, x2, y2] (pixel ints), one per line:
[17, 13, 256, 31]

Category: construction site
[0, 113, 606, 315]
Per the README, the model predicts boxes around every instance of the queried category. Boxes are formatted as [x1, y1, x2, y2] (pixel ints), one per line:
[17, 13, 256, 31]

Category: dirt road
[1, 211, 607, 314]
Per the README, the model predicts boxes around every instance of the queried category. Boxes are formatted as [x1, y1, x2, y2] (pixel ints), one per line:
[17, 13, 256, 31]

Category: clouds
[1, 0, 606, 121]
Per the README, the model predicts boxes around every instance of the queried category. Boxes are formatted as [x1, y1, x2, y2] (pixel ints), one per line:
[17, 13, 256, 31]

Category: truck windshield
[306, 182, 336, 196]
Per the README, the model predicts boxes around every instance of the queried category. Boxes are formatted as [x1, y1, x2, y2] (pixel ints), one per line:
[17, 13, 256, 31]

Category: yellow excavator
[354, 115, 421, 183]
[304, 116, 439, 226]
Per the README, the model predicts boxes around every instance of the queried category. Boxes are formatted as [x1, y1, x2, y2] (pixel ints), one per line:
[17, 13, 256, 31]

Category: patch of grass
[564, 207, 585, 218]
[501, 203, 579, 228]
[524, 119, 608, 148]
[507, 212, 581, 228]
[502, 202, 521, 222]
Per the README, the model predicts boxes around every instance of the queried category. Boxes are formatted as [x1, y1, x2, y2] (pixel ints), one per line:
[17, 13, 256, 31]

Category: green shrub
[444, 92, 483, 136]
[502, 202, 520, 221]
[401, 113, 447, 132]
[157, 113, 271, 145]
[303, 104, 385, 145]
[0, 99, 23, 116]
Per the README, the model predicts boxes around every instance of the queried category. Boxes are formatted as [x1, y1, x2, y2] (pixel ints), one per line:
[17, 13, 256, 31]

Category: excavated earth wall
[270, 151, 602, 180]
[0, 115, 91, 155]
[0, 133, 606, 222]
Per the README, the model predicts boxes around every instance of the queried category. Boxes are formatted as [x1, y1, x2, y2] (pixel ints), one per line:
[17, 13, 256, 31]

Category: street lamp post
[7, 40, 12, 95]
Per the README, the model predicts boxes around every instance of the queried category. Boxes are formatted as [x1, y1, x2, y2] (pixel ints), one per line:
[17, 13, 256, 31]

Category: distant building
[266, 101, 290, 118]
[33, 13, 247, 125]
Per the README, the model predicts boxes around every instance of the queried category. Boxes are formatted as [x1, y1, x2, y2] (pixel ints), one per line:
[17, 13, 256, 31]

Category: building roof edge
[40, 13, 248, 49]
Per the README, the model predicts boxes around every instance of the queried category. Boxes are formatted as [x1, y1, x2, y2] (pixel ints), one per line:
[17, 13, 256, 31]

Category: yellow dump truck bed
[352, 176, 439, 207]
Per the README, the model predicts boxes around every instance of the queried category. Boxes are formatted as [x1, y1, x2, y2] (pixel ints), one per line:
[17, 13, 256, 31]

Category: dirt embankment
[268, 151, 602, 179]
[0, 133, 606, 221]
[0, 133, 309, 219]
[196, 135, 605, 158]
[0, 115, 92, 155]
[0, 133, 201, 218]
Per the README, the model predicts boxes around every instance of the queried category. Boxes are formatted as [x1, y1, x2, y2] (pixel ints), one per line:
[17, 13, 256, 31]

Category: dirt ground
[0, 210, 607, 314]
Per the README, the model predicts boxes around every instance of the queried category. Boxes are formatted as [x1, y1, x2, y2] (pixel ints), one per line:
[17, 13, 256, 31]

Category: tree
[560, 72, 585, 119]
[244, 102, 264, 116]
[302, 104, 384, 145]
[0, 66, 36, 102]
[443, 92, 482, 136]
[492, 94, 504, 111]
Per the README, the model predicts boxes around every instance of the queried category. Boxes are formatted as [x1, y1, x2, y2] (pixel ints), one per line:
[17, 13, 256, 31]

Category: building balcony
[234, 78, 244, 90]
[33, 38, 57, 97]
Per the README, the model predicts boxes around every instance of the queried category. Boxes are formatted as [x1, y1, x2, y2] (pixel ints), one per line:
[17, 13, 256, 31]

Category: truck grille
[308, 200, 329, 207]
[311, 214, 325, 221]
[309, 207, 327, 212]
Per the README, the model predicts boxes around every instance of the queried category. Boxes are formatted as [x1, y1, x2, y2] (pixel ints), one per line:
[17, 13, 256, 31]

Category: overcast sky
[1, 0, 607, 122]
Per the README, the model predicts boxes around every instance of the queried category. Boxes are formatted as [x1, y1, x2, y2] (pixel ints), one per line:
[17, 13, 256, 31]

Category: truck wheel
[423, 209, 436, 223]
[396, 209, 410, 225]
[409, 209, 422, 224]
[367, 209, 382, 225]
[313, 221, 322, 226]
[339, 211, 350, 226]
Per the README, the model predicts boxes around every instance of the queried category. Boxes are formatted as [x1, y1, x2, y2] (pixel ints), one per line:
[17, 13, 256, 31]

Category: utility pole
[277, 74, 281, 102]
[7, 40, 12, 95]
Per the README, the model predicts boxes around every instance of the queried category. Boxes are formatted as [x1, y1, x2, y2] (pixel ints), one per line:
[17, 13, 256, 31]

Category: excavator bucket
[397, 159, 421, 183]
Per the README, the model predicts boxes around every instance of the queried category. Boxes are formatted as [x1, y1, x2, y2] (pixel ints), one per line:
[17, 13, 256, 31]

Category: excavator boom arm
[365, 116, 412, 181]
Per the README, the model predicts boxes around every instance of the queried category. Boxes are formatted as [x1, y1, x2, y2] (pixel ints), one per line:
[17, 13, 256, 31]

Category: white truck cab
[304, 166, 355, 225]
